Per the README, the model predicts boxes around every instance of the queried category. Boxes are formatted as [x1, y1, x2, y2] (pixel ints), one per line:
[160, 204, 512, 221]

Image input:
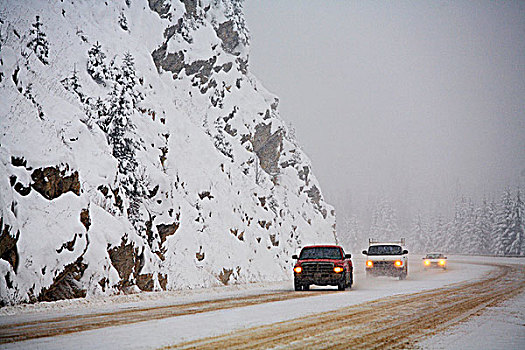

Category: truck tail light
[333, 266, 344, 273]
[394, 260, 403, 267]
[294, 266, 302, 273]
[366, 260, 373, 268]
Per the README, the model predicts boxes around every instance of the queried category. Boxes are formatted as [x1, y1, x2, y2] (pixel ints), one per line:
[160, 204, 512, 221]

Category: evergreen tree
[106, 81, 138, 174]
[93, 53, 146, 232]
[61, 66, 85, 102]
[117, 52, 143, 109]
[369, 197, 399, 242]
[0, 31, 4, 83]
[444, 197, 474, 254]
[87, 42, 109, 84]
[518, 189, 525, 256]
[470, 206, 484, 254]
[475, 198, 495, 255]
[27, 16, 49, 65]
[438, 219, 453, 253]
[460, 198, 477, 254]
[341, 215, 361, 253]
[409, 214, 428, 253]
[430, 215, 447, 253]
[118, 12, 128, 31]
[23, 83, 44, 119]
[507, 189, 524, 256]
[493, 189, 514, 256]
[445, 199, 462, 254]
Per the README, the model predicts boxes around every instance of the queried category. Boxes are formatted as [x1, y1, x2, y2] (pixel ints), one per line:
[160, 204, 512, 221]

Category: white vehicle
[422, 253, 447, 270]
[362, 238, 409, 280]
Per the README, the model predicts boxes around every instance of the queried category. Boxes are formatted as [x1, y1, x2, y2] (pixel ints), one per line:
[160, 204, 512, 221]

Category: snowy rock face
[0, 0, 336, 305]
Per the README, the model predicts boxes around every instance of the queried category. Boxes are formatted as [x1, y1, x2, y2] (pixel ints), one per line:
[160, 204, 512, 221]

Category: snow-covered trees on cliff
[27, 15, 49, 65]
[87, 42, 110, 85]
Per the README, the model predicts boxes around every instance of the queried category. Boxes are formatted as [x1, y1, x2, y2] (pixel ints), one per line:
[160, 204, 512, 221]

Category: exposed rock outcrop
[219, 267, 233, 285]
[216, 20, 240, 55]
[252, 123, 283, 175]
[156, 222, 179, 245]
[151, 44, 185, 76]
[148, 0, 171, 18]
[37, 257, 88, 302]
[136, 273, 155, 292]
[31, 166, 80, 200]
[0, 219, 19, 272]
[108, 238, 139, 289]
[80, 208, 91, 231]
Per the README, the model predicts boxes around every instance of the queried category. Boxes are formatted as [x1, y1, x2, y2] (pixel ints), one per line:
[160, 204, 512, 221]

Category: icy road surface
[0, 256, 523, 349]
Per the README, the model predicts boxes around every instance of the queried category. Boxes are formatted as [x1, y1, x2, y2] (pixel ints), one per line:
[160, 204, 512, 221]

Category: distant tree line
[341, 188, 524, 257]
[408, 188, 524, 256]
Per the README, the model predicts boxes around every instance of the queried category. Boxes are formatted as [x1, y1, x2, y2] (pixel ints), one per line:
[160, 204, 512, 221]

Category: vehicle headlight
[394, 260, 403, 267]
[366, 260, 373, 268]
[424, 260, 431, 266]
[294, 266, 302, 273]
[439, 259, 446, 266]
[333, 266, 344, 273]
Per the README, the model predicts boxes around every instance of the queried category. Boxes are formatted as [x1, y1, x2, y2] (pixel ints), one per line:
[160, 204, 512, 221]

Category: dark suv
[292, 245, 353, 291]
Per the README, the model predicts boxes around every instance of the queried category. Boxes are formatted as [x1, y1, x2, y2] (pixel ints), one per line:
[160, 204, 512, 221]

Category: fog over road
[1, 257, 523, 349]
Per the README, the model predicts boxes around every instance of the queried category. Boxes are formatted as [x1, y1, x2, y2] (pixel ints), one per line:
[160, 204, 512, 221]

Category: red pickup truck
[292, 245, 353, 291]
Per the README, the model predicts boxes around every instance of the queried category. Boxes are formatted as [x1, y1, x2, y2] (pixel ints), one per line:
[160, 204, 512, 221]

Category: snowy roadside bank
[418, 289, 525, 350]
[417, 256, 525, 350]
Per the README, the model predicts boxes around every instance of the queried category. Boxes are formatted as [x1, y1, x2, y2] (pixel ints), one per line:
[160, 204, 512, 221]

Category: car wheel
[294, 281, 302, 291]
[338, 277, 346, 291]
[399, 267, 407, 280]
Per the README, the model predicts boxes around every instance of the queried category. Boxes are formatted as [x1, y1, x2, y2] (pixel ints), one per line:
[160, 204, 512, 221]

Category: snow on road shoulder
[0, 279, 290, 321]
[418, 289, 525, 350]
[417, 256, 525, 350]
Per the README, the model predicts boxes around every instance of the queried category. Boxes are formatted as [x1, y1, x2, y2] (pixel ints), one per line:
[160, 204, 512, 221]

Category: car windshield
[367, 245, 402, 255]
[426, 254, 441, 259]
[299, 247, 342, 260]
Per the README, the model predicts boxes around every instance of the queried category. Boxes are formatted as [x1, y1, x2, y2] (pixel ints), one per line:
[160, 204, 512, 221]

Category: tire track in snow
[0, 290, 337, 344]
[166, 262, 524, 350]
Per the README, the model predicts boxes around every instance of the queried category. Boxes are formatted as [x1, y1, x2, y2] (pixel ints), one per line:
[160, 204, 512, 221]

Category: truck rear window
[299, 247, 342, 260]
[367, 245, 402, 255]
[426, 254, 442, 259]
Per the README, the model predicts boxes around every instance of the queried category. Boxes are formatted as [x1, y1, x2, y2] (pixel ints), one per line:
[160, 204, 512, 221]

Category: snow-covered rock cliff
[0, 0, 336, 305]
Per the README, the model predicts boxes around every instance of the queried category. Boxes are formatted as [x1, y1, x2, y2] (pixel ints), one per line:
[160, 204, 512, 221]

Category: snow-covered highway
[0, 256, 523, 349]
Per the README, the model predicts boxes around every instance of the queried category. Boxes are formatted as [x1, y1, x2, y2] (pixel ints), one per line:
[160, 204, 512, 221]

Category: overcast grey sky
[244, 0, 525, 218]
